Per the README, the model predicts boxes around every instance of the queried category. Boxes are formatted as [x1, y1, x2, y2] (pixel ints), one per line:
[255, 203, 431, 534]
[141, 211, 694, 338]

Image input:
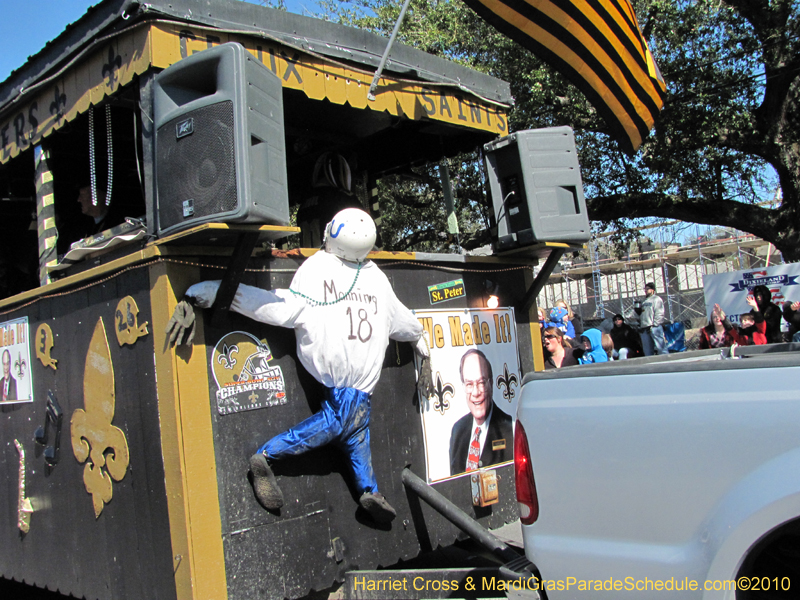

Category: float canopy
[0, 0, 513, 172]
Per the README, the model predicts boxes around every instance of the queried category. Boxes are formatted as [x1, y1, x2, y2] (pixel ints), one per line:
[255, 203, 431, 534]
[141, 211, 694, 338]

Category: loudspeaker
[484, 127, 590, 250]
[154, 42, 288, 236]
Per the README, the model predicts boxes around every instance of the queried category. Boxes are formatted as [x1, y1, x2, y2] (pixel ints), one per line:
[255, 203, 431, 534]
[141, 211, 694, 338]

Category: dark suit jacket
[2, 374, 17, 402]
[449, 405, 514, 476]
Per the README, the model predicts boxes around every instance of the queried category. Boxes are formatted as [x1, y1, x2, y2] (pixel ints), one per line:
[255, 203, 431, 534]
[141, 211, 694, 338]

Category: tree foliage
[325, 0, 800, 259]
[372, 155, 492, 252]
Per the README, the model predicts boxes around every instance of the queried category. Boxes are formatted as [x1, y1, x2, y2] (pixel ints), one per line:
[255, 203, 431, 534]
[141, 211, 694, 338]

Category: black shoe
[249, 453, 284, 510]
[359, 492, 396, 523]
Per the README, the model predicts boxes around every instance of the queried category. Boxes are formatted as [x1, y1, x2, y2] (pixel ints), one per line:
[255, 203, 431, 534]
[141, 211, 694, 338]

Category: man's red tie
[466, 427, 481, 471]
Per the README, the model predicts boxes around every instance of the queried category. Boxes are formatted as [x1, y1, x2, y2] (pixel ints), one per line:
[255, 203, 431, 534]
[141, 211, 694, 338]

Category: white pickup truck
[511, 344, 800, 599]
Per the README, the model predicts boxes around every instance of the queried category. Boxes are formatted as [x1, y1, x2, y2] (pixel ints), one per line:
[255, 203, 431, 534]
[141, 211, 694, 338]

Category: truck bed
[516, 344, 800, 599]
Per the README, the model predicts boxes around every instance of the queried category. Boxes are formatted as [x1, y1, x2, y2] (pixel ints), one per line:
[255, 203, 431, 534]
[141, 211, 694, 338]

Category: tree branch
[390, 227, 439, 251]
[587, 193, 780, 240]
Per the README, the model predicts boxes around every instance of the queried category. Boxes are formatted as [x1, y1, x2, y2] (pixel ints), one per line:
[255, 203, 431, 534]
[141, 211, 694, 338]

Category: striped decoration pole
[35, 145, 58, 285]
[367, 178, 383, 249]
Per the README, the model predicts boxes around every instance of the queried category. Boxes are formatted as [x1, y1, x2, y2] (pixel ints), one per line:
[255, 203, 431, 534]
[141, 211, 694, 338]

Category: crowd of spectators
[538, 283, 800, 370]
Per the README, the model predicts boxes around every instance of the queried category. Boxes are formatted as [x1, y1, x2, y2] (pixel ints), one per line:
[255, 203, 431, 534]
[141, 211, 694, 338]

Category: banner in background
[703, 264, 800, 327]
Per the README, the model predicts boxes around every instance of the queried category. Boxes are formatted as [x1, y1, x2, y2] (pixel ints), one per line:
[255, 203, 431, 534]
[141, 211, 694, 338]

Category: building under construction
[537, 226, 785, 344]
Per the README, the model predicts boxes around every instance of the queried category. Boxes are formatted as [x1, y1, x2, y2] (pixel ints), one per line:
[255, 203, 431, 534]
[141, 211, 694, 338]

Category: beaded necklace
[289, 261, 363, 307]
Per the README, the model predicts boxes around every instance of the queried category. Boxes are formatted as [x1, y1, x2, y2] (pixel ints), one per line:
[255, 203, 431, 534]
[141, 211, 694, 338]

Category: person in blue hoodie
[578, 328, 609, 364]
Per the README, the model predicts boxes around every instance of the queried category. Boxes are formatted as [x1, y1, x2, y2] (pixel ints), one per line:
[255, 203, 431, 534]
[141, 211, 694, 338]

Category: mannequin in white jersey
[182, 208, 429, 523]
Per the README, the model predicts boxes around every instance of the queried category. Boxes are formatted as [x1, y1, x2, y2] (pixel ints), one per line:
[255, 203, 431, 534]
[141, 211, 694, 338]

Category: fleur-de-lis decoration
[49, 86, 67, 123]
[217, 343, 239, 370]
[114, 296, 149, 346]
[431, 373, 454, 415]
[496, 363, 518, 402]
[14, 352, 26, 380]
[102, 46, 122, 89]
[71, 318, 129, 518]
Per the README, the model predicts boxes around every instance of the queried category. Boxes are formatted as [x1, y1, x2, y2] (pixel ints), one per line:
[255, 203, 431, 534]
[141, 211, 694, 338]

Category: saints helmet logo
[212, 332, 276, 389]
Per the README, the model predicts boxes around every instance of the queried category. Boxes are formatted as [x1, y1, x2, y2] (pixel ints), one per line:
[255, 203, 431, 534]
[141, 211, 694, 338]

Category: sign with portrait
[416, 308, 520, 483]
[0, 317, 33, 405]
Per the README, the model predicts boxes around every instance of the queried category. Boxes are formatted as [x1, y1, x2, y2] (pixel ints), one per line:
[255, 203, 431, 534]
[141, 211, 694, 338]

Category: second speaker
[154, 42, 289, 236]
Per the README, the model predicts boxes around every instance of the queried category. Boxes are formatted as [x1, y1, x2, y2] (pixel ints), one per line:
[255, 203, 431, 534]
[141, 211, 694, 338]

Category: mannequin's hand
[166, 300, 196, 346]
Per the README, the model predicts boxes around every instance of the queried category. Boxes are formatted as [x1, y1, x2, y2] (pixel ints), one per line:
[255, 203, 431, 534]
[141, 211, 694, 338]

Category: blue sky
[0, 0, 325, 83]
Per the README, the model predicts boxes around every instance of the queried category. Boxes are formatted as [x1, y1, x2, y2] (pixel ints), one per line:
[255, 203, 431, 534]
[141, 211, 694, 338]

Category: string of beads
[288, 262, 362, 306]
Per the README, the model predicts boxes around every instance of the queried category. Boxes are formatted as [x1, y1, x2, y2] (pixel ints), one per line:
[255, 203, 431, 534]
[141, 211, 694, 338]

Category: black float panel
[0, 255, 533, 600]
[202, 256, 531, 600]
[0, 268, 176, 600]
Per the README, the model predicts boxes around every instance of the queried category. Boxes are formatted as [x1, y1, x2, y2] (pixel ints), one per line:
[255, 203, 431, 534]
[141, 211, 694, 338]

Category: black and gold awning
[463, 0, 666, 152]
[0, 21, 510, 164]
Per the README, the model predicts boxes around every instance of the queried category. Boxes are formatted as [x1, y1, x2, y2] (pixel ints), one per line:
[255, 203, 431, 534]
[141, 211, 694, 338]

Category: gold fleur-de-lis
[496, 363, 518, 401]
[71, 318, 129, 518]
[432, 373, 454, 415]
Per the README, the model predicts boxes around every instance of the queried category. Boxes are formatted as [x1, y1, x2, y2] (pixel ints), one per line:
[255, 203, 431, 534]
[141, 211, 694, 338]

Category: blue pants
[258, 387, 377, 494]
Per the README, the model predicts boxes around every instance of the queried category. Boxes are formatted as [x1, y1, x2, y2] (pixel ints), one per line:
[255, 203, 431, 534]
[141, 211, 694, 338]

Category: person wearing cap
[635, 282, 668, 355]
[179, 208, 429, 523]
[554, 299, 583, 337]
[547, 306, 575, 339]
[609, 314, 643, 359]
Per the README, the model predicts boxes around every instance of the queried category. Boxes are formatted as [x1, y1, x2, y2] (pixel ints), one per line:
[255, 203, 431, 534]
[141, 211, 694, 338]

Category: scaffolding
[538, 229, 783, 338]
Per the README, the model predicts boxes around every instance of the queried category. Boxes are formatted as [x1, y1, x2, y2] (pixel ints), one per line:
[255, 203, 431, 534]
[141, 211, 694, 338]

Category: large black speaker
[154, 43, 288, 236]
[484, 127, 590, 250]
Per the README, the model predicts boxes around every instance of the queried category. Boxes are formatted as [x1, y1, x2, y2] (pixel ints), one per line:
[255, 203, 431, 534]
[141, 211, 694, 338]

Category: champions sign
[211, 331, 287, 415]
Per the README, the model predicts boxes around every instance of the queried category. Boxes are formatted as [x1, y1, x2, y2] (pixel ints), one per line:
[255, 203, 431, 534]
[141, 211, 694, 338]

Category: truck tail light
[514, 420, 539, 525]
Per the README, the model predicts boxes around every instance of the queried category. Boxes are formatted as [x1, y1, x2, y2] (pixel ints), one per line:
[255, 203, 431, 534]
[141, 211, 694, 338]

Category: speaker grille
[157, 101, 238, 231]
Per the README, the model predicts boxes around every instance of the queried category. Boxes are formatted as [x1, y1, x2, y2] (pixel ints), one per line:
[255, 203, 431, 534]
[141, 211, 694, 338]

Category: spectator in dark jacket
[542, 326, 583, 370]
[782, 301, 800, 343]
[751, 285, 783, 343]
[609, 314, 643, 359]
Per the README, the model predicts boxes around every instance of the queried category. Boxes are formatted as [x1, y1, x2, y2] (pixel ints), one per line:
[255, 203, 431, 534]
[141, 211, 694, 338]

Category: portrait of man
[2, 348, 17, 403]
[448, 348, 513, 476]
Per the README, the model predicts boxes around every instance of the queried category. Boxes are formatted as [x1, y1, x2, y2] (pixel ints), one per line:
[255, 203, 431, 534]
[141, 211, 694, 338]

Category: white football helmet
[323, 208, 376, 263]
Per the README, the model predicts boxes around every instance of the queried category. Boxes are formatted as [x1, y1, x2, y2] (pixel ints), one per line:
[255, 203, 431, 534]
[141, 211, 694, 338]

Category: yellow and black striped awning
[0, 21, 509, 164]
[463, 0, 666, 152]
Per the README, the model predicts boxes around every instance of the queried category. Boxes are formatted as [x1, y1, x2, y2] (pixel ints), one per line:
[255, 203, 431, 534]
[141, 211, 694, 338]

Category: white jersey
[189, 251, 422, 394]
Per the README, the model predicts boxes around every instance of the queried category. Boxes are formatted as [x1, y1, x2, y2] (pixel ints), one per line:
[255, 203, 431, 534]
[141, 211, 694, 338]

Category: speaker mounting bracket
[209, 231, 262, 328]
[518, 246, 566, 315]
